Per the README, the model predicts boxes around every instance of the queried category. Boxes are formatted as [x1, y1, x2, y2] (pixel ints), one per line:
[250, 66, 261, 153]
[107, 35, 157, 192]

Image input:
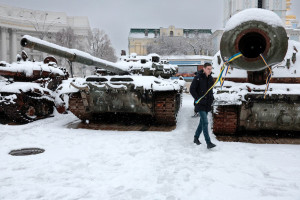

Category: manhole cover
[9, 148, 45, 156]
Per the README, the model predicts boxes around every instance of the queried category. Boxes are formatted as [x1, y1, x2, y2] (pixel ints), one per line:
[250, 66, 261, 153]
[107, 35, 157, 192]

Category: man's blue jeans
[194, 111, 211, 144]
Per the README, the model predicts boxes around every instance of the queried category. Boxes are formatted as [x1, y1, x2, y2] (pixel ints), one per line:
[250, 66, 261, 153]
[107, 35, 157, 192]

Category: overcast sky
[1, 0, 299, 55]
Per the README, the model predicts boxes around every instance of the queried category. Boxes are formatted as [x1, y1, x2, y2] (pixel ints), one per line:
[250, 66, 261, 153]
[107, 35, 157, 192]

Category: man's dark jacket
[190, 70, 214, 112]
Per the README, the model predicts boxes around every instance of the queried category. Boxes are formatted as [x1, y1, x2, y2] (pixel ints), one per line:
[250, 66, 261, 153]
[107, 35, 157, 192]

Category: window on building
[170, 31, 174, 37]
[258, 0, 263, 8]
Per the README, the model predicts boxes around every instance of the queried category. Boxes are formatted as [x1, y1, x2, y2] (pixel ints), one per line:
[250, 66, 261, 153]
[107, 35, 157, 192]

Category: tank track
[2, 93, 54, 123]
[69, 92, 92, 121]
[213, 105, 238, 134]
[215, 135, 300, 144]
[154, 92, 181, 125]
[69, 91, 182, 126]
[213, 105, 300, 144]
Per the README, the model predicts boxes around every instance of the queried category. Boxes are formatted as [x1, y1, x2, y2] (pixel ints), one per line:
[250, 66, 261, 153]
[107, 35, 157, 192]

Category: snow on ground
[0, 94, 300, 200]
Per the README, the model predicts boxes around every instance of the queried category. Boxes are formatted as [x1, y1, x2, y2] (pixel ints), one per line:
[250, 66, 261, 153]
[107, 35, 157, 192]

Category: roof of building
[161, 55, 213, 60]
[130, 29, 160, 34]
[129, 28, 212, 34]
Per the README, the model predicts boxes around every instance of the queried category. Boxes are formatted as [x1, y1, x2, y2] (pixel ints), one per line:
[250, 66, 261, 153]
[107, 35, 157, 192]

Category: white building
[0, 4, 91, 64]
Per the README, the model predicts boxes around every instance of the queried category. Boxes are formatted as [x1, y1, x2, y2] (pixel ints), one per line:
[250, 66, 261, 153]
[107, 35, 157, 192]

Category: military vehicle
[0, 51, 68, 123]
[21, 36, 184, 125]
[212, 8, 300, 144]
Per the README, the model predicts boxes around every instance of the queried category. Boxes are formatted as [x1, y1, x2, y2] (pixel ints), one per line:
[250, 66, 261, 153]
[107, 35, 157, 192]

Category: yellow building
[286, 0, 298, 28]
[128, 26, 212, 56]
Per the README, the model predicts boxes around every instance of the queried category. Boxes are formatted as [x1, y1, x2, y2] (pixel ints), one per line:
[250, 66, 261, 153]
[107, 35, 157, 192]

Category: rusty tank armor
[0, 51, 68, 123]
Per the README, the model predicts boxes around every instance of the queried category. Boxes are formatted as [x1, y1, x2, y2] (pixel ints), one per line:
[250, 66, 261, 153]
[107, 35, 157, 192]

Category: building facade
[128, 26, 212, 56]
[0, 4, 91, 64]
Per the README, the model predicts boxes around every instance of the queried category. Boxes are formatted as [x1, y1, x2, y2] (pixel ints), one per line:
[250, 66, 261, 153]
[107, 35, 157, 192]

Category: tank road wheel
[213, 105, 239, 140]
[69, 92, 92, 122]
[21, 98, 54, 122]
[35, 99, 55, 117]
[154, 92, 180, 125]
[4, 103, 35, 123]
[2, 94, 33, 123]
[24, 105, 37, 120]
[3, 95, 54, 123]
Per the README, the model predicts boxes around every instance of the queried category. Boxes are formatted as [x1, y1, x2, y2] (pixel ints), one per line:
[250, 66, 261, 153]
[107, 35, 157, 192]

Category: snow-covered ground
[1, 94, 300, 200]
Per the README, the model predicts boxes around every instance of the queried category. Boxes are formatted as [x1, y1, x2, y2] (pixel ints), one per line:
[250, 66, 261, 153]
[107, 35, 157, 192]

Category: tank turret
[0, 51, 68, 123]
[220, 8, 289, 71]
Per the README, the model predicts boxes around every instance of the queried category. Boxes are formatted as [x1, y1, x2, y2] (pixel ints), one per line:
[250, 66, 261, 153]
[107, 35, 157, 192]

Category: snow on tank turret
[21, 36, 185, 125]
[0, 51, 68, 123]
[212, 8, 300, 144]
[116, 53, 178, 78]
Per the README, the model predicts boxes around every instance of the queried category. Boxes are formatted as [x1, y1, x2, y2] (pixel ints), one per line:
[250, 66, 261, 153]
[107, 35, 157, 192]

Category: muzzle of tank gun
[220, 9, 289, 71]
[20, 36, 76, 61]
[237, 29, 269, 60]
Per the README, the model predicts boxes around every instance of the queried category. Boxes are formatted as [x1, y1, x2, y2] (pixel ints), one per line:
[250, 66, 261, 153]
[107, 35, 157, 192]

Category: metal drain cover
[9, 148, 45, 156]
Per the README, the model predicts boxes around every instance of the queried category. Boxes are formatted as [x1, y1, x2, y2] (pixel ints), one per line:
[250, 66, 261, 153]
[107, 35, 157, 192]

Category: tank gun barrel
[20, 35, 129, 75]
[220, 8, 289, 71]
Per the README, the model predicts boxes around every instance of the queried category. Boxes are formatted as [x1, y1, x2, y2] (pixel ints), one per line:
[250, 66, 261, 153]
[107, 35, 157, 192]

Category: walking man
[190, 63, 216, 149]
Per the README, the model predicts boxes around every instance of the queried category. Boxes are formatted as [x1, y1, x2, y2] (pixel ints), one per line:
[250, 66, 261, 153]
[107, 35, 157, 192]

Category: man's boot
[207, 142, 216, 149]
[193, 137, 201, 145]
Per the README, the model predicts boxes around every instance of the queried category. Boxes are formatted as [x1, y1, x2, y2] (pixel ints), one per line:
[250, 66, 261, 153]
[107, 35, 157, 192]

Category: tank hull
[69, 87, 182, 125]
[213, 93, 300, 144]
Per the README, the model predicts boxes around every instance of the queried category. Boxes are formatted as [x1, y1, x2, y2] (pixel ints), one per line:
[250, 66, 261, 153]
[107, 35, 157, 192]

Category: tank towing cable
[259, 53, 273, 99]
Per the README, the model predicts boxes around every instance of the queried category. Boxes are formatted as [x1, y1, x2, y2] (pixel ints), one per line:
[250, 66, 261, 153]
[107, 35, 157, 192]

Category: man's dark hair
[203, 63, 212, 68]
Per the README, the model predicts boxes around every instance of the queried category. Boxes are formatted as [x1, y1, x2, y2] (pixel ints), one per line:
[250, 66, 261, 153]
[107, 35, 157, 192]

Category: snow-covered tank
[21, 36, 184, 125]
[212, 8, 300, 143]
[0, 51, 68, 123]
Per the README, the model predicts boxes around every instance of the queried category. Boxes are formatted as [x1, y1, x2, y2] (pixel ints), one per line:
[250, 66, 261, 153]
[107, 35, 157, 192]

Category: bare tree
[185, 33, 213, 55]
[88, 28, 117, 62]
[55, 27, 77, 48]
[147, 37, 183, 55]
[54, 27, 78, 77]
[147, 33, 213, 56]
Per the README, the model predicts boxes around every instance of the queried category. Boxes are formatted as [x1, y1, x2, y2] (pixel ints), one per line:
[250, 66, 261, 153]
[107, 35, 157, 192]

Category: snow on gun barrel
[213, 8, 300, 144]
[20, 35, 128, 75]
[21, 35, 184, 126]
[220, 8, 288, 71]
